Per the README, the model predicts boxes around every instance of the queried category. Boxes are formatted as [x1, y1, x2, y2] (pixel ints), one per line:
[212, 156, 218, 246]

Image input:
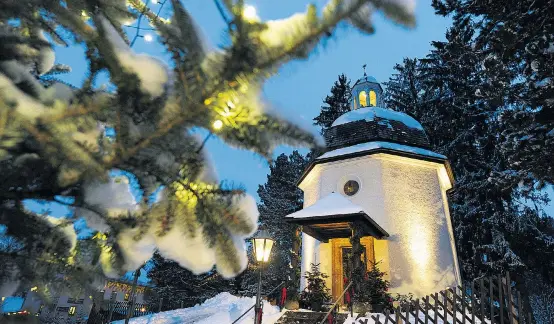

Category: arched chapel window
[369, 90, 377, 107]
[359, 91, 367, 107]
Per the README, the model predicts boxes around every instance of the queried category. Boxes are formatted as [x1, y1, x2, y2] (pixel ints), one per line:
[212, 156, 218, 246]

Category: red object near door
[280, 287, 287, 307]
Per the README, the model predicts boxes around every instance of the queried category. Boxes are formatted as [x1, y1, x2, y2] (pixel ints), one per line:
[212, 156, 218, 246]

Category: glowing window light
[253, 230, 274, 263]
[358, 91, 367, 107]
[68, 306, 76, 316]
[212, 119, 223, 130]
[243, 5, 258, 21]
[31, 286, 38, 292]
[143, 34, 153, 42]
[369, 90, 377, 107]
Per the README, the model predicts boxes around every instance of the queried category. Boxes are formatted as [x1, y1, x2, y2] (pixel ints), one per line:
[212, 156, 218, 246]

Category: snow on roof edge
[285, 193, 364, 219]
[332, 107, 424, 130]
[317, 141, 447, 161]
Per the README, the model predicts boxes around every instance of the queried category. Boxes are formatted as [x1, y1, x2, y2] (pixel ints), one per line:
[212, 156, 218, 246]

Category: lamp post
[253, 229, 274, 324]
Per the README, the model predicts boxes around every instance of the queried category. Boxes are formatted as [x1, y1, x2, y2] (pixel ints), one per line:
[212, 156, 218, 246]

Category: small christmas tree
[299, 263, 331, 311]
[355, 261, 393, 311]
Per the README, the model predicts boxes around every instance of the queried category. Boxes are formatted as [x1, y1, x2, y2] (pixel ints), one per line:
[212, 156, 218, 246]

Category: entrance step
[275, 310, 349, 324]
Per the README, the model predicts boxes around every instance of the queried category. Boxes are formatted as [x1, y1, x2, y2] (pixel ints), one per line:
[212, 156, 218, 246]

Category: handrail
[318, 281, 353, 324]
[231, 281, 285, 324]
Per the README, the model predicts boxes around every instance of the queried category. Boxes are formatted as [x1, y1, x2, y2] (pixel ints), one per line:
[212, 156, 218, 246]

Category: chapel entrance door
[331, 237, 375, 304]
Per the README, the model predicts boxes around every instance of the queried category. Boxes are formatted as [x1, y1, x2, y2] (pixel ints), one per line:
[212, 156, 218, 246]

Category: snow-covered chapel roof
[332, 107, 423, 130]
[286, 192, 365, 219]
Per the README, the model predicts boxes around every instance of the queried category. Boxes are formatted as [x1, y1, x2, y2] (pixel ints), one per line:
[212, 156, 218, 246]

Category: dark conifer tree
[147, 253, 237, 308]
[313, 74, 352, 132]
[257, 151, 310, 301]
[432, 0, 554, 187]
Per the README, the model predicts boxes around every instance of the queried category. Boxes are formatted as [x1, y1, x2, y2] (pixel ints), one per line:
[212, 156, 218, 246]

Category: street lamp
[253, 229, 274, 324]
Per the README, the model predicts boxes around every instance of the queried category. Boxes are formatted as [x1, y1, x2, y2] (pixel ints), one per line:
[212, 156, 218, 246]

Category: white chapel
[285, 73, 461, 301]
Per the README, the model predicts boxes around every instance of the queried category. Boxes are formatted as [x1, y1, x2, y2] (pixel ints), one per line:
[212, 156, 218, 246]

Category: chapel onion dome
[323, 74, 431, 151]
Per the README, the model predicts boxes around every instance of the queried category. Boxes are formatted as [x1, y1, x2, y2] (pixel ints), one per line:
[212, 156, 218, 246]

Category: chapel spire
[351, 67, 383, 109]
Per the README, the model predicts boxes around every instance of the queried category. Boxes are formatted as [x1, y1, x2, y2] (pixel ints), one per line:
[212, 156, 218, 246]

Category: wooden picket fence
[87, 298, 177, 324]
[369, 272, 534, 324]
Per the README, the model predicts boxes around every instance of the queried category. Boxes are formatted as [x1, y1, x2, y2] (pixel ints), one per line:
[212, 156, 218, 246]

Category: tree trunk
[289, 225, 302, 299]
[512, 272, 536, 324]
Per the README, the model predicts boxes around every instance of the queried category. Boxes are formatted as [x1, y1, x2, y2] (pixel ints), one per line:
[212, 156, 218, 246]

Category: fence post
[443, 290, 447, 324]
[490, 277, 494, 323]
[480, 278, 485, 320]
[107, 292, 117, 324]
[505, 272, 515, 324]
[517, 291, 523, 324]
[158, 297, 163, 313]
[498, 276, 504, 324]
[125, 268, 141, 324]
[471, 280, 475, 324]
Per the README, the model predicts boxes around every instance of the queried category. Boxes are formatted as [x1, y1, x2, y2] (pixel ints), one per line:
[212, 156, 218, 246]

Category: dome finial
[362, 64, 367, 76]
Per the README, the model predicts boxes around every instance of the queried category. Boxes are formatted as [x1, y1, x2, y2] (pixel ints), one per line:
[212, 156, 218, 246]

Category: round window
[343, 180, 360, 196]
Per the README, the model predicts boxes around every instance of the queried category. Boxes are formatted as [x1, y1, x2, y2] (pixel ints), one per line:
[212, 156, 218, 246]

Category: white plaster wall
[300, 166, 322, 291]
[299, 153, 459, 297]
[379, 156, 458, 296]
[319, 242, 333, 290]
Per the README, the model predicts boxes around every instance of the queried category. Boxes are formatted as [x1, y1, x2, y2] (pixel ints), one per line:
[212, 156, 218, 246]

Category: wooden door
[331, 237, 375, 303]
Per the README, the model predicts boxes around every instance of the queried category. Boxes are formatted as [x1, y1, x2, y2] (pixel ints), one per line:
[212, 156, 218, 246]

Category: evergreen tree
[0, 0, 416, 294]
[313, 74, 352, 132]
[256, 151, 310, 300]
[356, 262, 392, 308]
[147, 253, 234, 308]
[432, 0, 554, 188]
[299, 263, 331, 311]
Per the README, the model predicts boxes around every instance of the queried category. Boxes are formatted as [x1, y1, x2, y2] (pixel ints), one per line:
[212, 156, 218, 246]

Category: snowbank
[113, 292, 283, 324]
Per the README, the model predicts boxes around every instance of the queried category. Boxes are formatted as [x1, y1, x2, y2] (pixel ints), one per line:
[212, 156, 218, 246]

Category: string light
[152, 0, 158, 3]
[213, 120, 223, 130]
[143, 34, 153, 42]
[243, 5, 258, 21]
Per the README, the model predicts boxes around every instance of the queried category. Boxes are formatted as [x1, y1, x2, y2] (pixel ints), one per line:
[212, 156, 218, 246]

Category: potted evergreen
[299, 263, 331, 311]
[353, 261, 393, 314]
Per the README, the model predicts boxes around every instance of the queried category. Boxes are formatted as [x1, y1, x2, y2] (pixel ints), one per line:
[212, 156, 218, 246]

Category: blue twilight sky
[53, 0, 452, 197]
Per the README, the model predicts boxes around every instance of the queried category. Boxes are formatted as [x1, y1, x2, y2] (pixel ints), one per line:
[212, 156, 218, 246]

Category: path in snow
[112, 292, 283, 324]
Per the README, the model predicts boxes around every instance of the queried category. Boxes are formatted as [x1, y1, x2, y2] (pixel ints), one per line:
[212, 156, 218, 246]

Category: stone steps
[275, 310, 349, 324]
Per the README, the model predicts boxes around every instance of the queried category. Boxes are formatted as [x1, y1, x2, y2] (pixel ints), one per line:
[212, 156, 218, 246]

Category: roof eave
[285, 212, 389, 239]
[297, 147, 451, 187]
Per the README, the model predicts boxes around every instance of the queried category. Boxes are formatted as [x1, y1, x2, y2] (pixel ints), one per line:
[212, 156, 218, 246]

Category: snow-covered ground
[113, 293, 284, 324]
[113, 292, 492, 324]
[345, 310, 490, 324]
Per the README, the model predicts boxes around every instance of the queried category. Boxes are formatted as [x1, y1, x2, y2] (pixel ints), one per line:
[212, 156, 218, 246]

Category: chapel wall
[300, 153, 460, 297]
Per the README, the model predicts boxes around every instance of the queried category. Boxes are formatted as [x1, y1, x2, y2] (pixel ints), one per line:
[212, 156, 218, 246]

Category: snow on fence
[360, 272, 533, 324]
